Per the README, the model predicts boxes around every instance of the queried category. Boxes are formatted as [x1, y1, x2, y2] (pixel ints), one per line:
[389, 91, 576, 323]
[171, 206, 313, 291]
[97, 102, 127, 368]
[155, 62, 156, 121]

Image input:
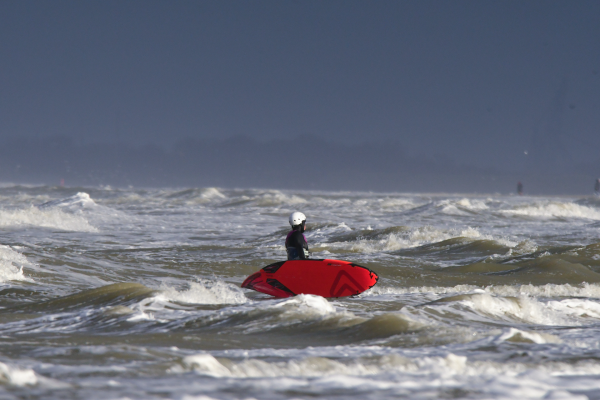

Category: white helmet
[289, 211, 306, 228]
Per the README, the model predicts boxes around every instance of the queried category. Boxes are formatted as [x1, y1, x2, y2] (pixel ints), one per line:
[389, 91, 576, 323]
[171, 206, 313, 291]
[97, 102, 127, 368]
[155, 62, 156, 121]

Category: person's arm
[302, 234, 309, 258]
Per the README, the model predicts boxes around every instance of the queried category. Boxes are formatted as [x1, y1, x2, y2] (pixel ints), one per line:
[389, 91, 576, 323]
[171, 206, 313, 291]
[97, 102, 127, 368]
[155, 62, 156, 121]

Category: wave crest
[501, 201, 600, 220]
[0, 362, 38, 386]
[158, 280, 247, 305]
[0, 245, 33, 283]
[0, 207, 97, 232]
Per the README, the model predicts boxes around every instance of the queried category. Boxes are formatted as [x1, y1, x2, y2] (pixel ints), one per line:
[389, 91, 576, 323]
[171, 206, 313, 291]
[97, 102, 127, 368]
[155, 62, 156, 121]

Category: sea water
[1, 185, 600, 399]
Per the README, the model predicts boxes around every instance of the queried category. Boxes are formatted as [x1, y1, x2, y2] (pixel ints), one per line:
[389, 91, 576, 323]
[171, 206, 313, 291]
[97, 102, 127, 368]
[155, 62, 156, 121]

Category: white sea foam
[369, 283, 600, 299]
[209, 294, 365, 335]
[175, 351, 600, 384]
[126, 306, 157, 322]
[181, 395, 223, 400]
[456, 293, 572, 325]
[488, 283, 600, 298]
[168, 351, 600, 400]
[199, 187, 226, 200]
[38, 192, 97, 211]
[546, 298, 600, 319]
[511, 239, 539, 254]
[176, 353, 403, 378]
[0, 206, 97, 232]
[222, 189, 306, 207]
[324, 225, 517, 253]
[367, 284, 483, 296]
[1, 192, 99, 231]
[378, 198, 419, 210]
[125, 280, 248, 322]
[181, 188, 227, 205]
[0, 245, 33, 283]
[307, 223, 353, 244]
[494, 327, 561, 344]
[322, 226, 440, 253]
[180, 354, 233, 377]
[252, 191, 307, 207]
[0, 362, 38, 386]
[159, 280, 247, 305]
[0, 192, 51, 206]
[273, 294, 337, 320]
[439, 198, 489, 215]
[501, 201, 600, 220]
[452, 293, 600, 326]
[456, 226, 518, 248]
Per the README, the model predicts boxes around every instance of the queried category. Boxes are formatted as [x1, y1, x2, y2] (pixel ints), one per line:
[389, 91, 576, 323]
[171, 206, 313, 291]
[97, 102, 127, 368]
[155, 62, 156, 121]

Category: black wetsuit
[285, 229, 309, 260]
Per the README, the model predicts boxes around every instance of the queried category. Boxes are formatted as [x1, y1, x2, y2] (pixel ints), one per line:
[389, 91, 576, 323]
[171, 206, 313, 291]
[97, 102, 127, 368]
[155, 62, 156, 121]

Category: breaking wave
[439, 198, 489, 215]
[501, 201, 600, 220]
[370, 282, 600, 299]
[158, 280, 247, 305]
[0, 245, 33, 283]
[0, 362, 38, 386]
[249, 191, 307, 207]
[322, 225, 517, 253]
[37, 192, 97, 211]
[0, 192, 103, 231]
[0, 207, 97, 232]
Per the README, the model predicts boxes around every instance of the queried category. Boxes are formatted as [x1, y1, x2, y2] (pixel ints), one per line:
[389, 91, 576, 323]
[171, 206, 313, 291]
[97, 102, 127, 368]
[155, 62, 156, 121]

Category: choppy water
[2, 185, 600, 399]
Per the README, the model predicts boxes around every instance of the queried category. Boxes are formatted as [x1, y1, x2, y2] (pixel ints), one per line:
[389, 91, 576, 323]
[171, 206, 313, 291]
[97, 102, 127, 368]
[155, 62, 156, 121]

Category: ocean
[1, 185, 600, 399]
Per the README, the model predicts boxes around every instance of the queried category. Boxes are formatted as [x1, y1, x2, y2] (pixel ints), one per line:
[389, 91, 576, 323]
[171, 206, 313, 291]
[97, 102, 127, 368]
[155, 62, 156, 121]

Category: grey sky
[1, 0, 599, 171]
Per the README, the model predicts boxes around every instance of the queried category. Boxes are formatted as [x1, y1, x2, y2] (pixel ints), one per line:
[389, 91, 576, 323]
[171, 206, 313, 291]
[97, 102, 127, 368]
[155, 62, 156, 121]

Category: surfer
[595, 178, 600, 196]
[517, 182, 523, 196]
[286, 212, 310, 260]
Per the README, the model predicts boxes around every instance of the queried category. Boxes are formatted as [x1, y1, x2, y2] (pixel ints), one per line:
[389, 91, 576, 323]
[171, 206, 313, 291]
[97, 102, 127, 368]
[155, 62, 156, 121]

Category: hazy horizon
[1, 134, 598, 195]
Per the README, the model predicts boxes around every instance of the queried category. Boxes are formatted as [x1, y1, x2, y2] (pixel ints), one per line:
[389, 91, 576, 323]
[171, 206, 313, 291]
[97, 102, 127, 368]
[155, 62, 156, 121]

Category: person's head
[289, 211, 306, 232]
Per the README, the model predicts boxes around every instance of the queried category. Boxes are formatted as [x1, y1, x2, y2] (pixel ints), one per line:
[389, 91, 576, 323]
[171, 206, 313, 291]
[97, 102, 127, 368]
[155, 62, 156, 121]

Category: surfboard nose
[241, 271, 262, 289]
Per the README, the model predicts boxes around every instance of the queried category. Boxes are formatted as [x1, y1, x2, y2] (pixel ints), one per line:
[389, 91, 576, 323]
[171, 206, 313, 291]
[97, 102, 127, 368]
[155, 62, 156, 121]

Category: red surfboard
[241, 259, 378, 298]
